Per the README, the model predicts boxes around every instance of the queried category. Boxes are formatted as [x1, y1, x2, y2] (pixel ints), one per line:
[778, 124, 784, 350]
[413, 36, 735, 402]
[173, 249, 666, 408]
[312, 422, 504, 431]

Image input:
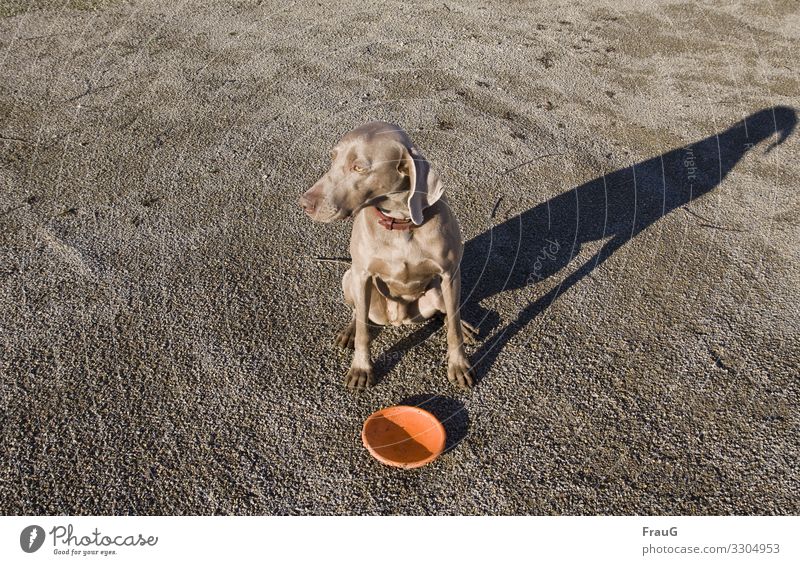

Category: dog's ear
[400, 145, 444, 225]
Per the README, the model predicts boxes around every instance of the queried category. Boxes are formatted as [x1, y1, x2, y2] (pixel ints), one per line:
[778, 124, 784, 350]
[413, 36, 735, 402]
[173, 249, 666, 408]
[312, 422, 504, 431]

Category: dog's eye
[353, 164, 367, 173]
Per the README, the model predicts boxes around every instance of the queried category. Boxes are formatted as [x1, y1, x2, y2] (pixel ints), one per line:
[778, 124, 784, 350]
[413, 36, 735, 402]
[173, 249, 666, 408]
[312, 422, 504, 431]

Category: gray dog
[300, 122, 477, 390]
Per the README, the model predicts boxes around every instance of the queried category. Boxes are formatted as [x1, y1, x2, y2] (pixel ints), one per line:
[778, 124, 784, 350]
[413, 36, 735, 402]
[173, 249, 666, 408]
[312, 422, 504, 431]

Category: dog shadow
[399, 394, 469, 451]
[390, 106, 796, 384]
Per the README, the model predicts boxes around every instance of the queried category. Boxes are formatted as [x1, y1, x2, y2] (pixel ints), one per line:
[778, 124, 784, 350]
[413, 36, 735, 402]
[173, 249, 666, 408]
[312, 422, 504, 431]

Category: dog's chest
[367, 241, 441, 299]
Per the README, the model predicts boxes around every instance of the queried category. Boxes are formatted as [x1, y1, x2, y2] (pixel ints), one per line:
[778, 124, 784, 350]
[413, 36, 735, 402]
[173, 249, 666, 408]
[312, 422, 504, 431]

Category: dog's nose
[299, 192, 316, 215]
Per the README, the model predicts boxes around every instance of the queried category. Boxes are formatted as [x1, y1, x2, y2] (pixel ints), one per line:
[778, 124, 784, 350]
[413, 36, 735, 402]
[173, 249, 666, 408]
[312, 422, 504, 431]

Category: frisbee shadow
[399, 394, 469, 452]
[452, 106, 796, 383]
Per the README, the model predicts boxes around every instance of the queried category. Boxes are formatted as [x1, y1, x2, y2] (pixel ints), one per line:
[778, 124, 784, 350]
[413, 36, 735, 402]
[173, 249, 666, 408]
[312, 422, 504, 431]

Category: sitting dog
[299, 122, 477, 390]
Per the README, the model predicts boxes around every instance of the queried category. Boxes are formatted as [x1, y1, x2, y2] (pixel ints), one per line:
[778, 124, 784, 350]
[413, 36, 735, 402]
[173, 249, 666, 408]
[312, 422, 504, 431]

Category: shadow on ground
[451, 106, 796, 381]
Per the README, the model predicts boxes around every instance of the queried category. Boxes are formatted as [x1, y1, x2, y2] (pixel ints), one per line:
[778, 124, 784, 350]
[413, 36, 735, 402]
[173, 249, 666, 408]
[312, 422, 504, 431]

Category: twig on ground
[502, 152, 564, 175]
[683, 206, 713, 223]
[64, 77, 132, 103]
[697, 223, 748, 233]
[312, 256, 351, 265]
[684, 207, 748, 232]
[490, 196, 503, 220]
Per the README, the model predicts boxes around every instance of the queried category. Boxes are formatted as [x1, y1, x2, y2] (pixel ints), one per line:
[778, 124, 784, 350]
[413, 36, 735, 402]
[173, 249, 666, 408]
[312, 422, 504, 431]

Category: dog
[299, 122, 477, 390]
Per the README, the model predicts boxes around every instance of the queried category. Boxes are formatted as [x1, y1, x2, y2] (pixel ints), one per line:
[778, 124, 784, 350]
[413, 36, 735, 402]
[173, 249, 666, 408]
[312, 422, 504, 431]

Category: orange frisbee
[362, 405, 446, 469]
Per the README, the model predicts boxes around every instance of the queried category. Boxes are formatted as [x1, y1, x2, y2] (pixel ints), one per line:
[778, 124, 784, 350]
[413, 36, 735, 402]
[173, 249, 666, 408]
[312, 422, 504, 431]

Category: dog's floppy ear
[400, 145, 444, 225]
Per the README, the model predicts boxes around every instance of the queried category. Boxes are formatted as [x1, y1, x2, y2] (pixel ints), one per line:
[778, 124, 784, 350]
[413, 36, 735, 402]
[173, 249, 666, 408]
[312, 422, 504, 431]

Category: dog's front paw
[447, 357, 474, 390]
[345, 365, 375, 390]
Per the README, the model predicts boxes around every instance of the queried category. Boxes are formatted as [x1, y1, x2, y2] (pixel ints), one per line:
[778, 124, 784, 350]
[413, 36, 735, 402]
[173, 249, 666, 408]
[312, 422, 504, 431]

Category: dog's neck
[375, 205, 408, 220]
[374, 206, 415, 231]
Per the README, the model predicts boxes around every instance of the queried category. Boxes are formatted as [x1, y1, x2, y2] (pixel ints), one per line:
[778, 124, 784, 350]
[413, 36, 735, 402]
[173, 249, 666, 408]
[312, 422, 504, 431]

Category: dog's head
[299, 122, 443, 224]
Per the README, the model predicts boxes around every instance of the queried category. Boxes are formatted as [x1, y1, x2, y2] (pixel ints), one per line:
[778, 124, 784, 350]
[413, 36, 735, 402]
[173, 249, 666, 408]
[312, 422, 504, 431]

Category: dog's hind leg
[417, 280, 478, 343]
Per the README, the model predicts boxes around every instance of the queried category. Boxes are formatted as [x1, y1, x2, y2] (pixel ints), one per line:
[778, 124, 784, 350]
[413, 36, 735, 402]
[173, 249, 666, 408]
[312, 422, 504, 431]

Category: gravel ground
[0, 0, 798, 515]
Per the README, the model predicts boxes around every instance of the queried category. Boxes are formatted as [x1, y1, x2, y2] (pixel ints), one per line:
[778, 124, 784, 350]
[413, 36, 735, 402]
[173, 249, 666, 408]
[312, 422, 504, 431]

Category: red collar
[374, 207, 415, 231]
